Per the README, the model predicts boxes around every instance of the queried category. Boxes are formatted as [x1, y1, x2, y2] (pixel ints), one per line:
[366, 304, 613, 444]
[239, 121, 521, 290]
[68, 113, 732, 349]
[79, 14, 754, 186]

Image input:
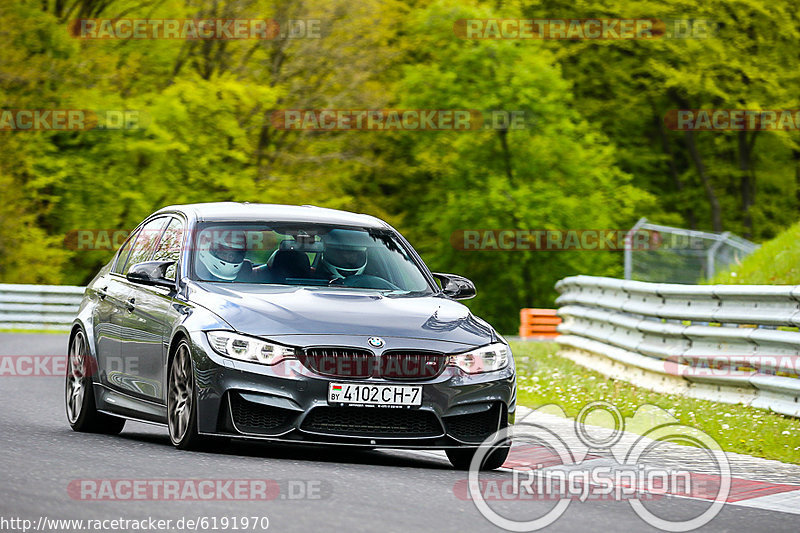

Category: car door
[93, 227, 139, 383]
[121, 216, 184, 403]
[103, 217, 169, 400]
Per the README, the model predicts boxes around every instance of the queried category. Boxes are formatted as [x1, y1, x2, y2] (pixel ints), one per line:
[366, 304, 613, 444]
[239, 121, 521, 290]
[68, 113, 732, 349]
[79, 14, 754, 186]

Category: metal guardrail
[0, 283, 84, 331]
[555, 275, 800, 417]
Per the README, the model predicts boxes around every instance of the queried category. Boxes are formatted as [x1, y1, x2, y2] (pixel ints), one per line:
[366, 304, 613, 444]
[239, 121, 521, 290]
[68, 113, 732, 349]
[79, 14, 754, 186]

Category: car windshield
[191, 223, 433, 294]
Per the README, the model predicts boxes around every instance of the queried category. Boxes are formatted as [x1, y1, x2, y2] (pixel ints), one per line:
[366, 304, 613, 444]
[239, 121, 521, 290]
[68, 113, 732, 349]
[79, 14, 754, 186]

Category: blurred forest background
[1, 0, 799, 332]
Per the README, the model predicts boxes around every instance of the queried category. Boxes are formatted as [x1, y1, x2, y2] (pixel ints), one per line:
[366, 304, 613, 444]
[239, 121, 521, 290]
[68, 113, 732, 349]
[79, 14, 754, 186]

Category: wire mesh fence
[623, 218, 759, 284]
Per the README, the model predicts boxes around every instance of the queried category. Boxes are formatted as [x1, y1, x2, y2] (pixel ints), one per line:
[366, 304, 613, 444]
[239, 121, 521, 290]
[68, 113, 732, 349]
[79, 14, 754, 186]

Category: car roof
[155, 202, 389, 229]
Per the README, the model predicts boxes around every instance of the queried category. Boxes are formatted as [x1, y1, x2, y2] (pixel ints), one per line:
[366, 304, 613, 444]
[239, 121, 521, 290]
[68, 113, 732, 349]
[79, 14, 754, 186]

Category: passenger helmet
[321, 229, 369, 279]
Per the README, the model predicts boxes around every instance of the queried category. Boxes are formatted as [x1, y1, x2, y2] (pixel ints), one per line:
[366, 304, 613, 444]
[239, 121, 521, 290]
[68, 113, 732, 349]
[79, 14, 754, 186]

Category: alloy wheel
[168, 343, 194, 444]
[65, 332, 88, 424]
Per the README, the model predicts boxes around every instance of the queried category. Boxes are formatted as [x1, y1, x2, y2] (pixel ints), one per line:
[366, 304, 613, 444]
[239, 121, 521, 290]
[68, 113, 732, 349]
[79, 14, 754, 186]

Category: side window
[121, 217, 169, 275]
[112, 229, 140, 274]
[152, 218, 184, 280]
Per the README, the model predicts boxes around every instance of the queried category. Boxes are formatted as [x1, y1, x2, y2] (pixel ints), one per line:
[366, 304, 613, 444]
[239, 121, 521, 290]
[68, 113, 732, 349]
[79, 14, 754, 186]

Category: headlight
[448, 343, 510, 374]
[205, 331, 295, 365]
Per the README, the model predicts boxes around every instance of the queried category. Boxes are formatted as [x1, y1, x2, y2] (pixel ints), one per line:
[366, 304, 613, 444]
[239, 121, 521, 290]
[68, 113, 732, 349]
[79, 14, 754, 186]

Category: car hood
[187, 282, 496, 348]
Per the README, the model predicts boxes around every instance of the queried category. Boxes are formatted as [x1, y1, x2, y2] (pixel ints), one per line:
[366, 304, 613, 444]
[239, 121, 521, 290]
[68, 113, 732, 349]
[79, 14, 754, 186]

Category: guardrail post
[624, 218, 647, 280]
[706, 231, 730, 279]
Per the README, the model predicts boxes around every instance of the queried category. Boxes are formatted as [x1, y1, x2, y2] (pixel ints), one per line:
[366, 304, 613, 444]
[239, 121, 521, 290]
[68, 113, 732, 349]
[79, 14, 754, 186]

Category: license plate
[328, 383, 422, 407]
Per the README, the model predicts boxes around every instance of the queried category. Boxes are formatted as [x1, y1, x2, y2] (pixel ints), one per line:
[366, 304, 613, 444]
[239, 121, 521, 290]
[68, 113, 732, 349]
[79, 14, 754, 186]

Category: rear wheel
[65, 330, 126, 434]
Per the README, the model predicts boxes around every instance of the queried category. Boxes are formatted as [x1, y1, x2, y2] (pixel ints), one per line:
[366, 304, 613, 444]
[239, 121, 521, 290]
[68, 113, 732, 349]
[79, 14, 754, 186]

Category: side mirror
[126, 261, 176, 289]
[432, 272, 477, 300]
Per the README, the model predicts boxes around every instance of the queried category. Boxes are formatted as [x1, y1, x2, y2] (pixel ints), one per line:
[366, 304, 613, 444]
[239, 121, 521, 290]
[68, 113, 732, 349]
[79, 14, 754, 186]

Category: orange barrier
[519, 308, 561, 338]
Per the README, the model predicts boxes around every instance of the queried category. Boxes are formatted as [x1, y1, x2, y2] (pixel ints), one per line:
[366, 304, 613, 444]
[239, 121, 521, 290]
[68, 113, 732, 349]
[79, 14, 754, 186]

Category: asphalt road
[0, 333, 796, 532]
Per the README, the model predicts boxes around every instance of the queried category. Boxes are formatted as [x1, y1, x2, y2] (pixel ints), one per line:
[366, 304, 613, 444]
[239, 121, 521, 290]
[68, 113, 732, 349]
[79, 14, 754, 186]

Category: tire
[167, 340, 205, 450]
[446, 443, 511, 471]
[65, 330, 126, 434]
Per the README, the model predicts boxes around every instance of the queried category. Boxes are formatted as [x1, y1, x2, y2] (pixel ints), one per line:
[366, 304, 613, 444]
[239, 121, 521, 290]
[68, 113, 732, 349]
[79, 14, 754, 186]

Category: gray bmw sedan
[65, 203, 516, 470]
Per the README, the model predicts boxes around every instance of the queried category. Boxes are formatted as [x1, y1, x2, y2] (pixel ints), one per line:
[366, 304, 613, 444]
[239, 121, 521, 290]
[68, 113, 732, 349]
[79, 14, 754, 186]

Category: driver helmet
[197, 229, 247, 280]
[321, 229, 369, 279]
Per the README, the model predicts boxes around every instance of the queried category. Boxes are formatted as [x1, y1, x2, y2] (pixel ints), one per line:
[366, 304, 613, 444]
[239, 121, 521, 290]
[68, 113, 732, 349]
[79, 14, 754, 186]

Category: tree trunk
[655, 113, 696, 228]
[497, 127, 514, 182]
[684, 131, 722, 232]
[793, 149, 800, 211]
[737, 131, 757, 238]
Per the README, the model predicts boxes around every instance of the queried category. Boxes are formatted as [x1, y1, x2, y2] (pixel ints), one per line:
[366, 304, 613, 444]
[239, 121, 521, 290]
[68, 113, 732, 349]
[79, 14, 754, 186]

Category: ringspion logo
[466, 402, 730, 531]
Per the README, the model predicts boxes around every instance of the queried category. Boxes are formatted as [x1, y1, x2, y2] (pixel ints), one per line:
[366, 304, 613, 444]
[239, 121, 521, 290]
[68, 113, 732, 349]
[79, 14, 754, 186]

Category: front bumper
[189, 332, 516, 449]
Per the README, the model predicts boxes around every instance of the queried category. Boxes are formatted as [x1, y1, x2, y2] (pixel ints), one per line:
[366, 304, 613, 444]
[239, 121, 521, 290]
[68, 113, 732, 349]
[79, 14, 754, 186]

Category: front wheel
[167, 340, 205, 449]
[65, 330, 126, 434]
[446, 443, 511, 471]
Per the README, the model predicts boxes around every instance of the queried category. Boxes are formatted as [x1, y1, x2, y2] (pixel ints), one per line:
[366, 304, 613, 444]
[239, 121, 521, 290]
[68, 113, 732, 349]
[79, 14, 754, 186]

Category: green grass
[710, 221, 800, 284]
[511, 341, 800, 464]
[0, 328, 66, 335]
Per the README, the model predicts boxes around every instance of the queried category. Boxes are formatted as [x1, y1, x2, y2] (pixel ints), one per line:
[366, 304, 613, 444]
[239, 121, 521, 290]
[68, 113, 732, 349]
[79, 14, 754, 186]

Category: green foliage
[518, 0, 800, 241]
[0, 171, 68, 284]
[710, 221, 800, 284]
[1, 0, 799, 331]
[388, 0, 654, 331]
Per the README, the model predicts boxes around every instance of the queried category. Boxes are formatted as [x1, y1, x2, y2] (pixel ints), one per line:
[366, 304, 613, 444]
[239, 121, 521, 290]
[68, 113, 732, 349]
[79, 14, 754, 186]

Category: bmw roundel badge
[367, 337, 385, 348]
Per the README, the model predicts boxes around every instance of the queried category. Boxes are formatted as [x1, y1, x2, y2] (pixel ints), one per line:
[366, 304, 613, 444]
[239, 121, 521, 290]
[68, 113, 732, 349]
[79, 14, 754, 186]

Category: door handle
[126, 298, 136, 312]
[98, 286, 109, 300]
